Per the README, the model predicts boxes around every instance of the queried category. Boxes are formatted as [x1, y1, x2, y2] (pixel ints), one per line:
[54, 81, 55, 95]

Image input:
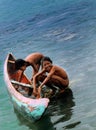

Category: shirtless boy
[33, 56, 69, 98]
[9, 59, 30, 81]
[24, 52, 44, 80]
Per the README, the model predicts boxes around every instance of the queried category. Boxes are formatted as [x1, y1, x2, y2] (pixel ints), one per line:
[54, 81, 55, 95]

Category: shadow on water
[48, 88, 75, 123]
[63, 121, 81, 129]
[14, 88, 80, 130]
[47, 88, 81, 129]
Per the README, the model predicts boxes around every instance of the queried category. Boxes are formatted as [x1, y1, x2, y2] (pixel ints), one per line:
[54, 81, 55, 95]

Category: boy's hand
[36, 86, 42, 98]
[33, 88, 38, 97]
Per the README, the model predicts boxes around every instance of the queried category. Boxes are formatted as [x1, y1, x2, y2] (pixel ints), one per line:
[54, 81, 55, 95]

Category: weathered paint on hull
[10, 95, 48, 122]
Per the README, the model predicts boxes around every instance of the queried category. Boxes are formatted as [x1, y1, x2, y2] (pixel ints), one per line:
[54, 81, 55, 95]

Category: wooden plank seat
[11, 80, 33, 88]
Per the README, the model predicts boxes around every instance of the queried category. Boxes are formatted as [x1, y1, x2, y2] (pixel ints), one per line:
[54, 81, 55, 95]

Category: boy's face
[20, 65, 26, 71]
[42, 60, 52, 72]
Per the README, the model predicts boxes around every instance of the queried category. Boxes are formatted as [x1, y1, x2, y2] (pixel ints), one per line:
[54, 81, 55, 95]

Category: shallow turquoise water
[0, 0, 96, 130]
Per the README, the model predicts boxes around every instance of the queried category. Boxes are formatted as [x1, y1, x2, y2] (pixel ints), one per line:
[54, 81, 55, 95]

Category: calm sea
[0, 0, 96, 130]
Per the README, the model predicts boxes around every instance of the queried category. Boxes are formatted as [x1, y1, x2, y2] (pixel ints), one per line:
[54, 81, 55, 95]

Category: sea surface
[0, 0, 96, 130]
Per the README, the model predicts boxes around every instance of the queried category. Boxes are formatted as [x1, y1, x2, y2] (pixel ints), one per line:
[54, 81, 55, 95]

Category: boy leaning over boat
[24, 52, 44, 80]
[33, 56, 69, 98]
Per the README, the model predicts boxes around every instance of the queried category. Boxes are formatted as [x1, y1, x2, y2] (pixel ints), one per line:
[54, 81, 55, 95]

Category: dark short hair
[41, 56, 52, 66]
[15, 59, 30, 70]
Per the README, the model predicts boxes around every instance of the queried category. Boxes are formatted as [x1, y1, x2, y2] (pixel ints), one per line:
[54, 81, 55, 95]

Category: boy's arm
[37, 68, 55, 98]
[33, 69, 45, 92]
[38, 67, 55, 89]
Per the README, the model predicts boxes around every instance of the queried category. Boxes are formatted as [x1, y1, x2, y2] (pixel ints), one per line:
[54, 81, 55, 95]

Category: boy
[9, 59, 31, 96]
[9, 59, 30, 81]
[24, 52, 44, 80]
[33, 56, 69, 98]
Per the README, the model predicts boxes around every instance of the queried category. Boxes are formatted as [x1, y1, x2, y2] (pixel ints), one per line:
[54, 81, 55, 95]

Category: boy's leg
[50, 75, 69, 89]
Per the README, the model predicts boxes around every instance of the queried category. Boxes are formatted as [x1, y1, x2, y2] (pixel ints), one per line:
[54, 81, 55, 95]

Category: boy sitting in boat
[9, 59, 32, 96]
[33, 56, 69, 98]
[9, 59, 30, 82]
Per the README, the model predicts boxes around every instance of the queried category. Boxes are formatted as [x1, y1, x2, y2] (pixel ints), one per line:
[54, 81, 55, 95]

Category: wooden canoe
[4, 53, 49, 122]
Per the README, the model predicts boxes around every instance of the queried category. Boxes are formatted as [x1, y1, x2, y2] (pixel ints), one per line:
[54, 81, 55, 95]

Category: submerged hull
[4, 53, 49, 122]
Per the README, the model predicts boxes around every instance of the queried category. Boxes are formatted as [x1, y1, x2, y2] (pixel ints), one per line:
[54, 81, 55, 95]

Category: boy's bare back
[25, 52, 44, 64]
